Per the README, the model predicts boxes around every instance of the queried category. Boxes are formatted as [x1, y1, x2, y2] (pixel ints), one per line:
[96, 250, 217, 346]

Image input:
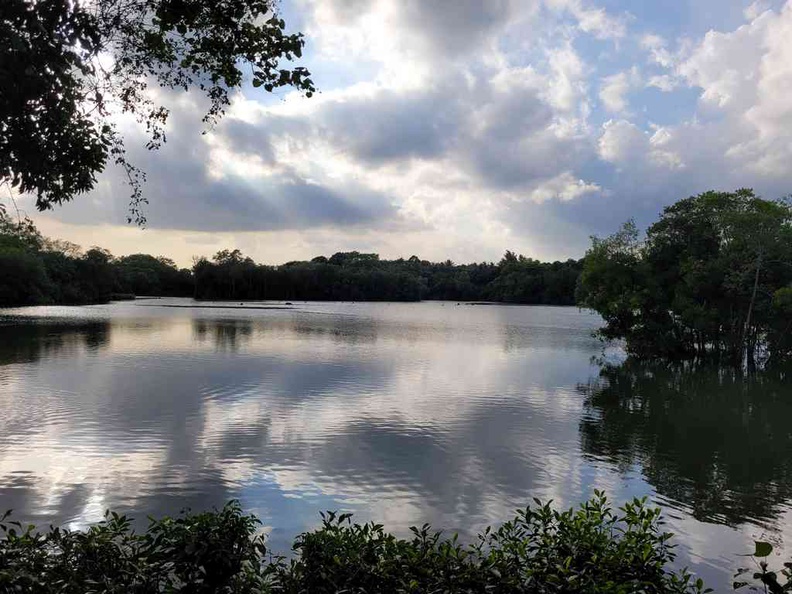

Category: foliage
[0, 207, 191, 306]
[0, 502, 269, 593]
[0, 0, 314, 222]
[193, 249, 583, 304]
[0, 494, 711, 593]
[0, 210, 581, 307]
[577, 190, 792, 367]
[114, 253, 193, 296]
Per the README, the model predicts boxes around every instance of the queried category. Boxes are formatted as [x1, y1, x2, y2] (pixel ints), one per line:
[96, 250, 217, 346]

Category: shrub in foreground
[0, 492, 715, 593]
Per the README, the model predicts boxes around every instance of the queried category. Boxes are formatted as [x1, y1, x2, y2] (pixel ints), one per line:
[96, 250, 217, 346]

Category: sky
[18, 0, 792, 266]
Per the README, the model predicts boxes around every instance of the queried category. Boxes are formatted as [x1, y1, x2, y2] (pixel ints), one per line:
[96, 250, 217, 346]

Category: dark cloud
[317, 0, 520, 60]
[41, 99, 400, 232]
[317, 86, 463, 163]
[397, 0, 519, 58]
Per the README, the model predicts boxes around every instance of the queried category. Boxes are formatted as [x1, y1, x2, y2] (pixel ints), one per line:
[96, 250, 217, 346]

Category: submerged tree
[0, 0, 314, 222]
[577, 189, 792, 367]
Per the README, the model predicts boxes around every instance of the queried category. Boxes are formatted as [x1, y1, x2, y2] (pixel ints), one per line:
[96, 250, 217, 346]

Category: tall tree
[1, 0, 314, 222]
[577, 189, 792, 367]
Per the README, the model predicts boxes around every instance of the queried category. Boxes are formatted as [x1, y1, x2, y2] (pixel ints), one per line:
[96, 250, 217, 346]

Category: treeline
[193, 249, 582, 304]
[0, 206, 192, 306]
[1, 204, 582, 307]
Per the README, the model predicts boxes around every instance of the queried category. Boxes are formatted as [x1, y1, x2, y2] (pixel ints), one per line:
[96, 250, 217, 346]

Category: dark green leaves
[0, 0, 109, 210]
[578, 189, 792, 367]
[0, 495, 711, 593]
[0, 0, 316, 219]
[755, 541, 773, 558]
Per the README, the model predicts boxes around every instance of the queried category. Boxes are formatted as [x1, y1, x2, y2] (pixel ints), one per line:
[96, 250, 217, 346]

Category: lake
[1, 299, 790, 590]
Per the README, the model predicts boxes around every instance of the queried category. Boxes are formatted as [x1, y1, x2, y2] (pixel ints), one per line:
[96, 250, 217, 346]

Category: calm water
[1, 299, 790, 589]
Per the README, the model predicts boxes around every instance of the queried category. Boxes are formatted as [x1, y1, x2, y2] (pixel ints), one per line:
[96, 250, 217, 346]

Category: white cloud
[545, 0, 627, 39]
[679, 16, 769, 110]
[676, 1, 792, 177]
[597, 119, 684, 172]
[597, 119, 647, 163]
[544, 42, 589, 113]
[641, 34, 675, 68]
[745, 0, 772, 21]
[599, 67, 640, 113]
[646, 74, 678, 92]
[526, 172, 601, 203]
[573, 5, 627, 39]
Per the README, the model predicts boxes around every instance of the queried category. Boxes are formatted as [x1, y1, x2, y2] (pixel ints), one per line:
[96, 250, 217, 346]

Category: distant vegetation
[0, 204, 192, 306]
[0, 205, 582, 307]
[4, 188, 791, 356]
[193, 249, 582, 304]
[1, 494, 717, 593]
[577, 189, 792, 368]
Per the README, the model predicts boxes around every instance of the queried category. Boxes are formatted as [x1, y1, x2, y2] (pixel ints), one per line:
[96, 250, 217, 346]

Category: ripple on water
[1, 302, 786, 591]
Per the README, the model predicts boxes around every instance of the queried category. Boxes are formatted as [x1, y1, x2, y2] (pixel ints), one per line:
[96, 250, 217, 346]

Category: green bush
[0, 493, 711, 593]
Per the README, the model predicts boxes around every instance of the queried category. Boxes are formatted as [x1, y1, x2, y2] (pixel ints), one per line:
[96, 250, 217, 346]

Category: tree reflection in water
[0, 321, 111, 365]
[579, 360, 792, 527]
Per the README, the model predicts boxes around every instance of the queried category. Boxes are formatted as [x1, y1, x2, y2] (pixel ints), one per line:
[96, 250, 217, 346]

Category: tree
[577, 190, 792, 367]
[1, 0, 315, 222]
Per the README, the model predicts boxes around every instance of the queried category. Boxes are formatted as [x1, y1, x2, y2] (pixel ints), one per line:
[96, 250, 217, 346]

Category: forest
[0, 205, 192, 306]
[193, 249, 582, 304]
[0, 205, 582, 307]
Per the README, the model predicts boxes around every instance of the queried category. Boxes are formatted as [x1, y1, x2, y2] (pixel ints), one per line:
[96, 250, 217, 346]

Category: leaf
[755, 541, 773, 558]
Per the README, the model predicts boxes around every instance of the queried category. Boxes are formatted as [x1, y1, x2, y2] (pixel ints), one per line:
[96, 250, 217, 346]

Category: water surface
[0, 299, 790, 590]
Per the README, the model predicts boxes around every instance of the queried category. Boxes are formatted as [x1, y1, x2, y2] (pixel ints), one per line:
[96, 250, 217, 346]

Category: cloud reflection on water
[0, 301, 788, 589]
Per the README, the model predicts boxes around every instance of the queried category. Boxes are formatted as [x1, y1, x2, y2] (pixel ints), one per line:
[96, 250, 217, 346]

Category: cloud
[525, 172, 601, 203]
[646, 74, 678, 92]
[19, 0, 792, 265]
[678, 17, 768, 110]
[640, 34, 675, 68]
[599, 67, 640, 113]
[673, 2, 792, 179]
[597, 119, 647, 163]
[745, 0, 772, 20]
[34, 93, 404, 234]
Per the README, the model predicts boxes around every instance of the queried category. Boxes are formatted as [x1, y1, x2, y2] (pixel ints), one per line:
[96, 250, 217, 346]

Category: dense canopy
[577, 189, 792, 368]
[0, 207, 583, 306]
[192, 249, 582, 304]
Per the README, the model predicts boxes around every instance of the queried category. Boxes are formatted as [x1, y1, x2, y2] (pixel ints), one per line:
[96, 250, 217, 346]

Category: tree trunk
[743, 251, 763, 362]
